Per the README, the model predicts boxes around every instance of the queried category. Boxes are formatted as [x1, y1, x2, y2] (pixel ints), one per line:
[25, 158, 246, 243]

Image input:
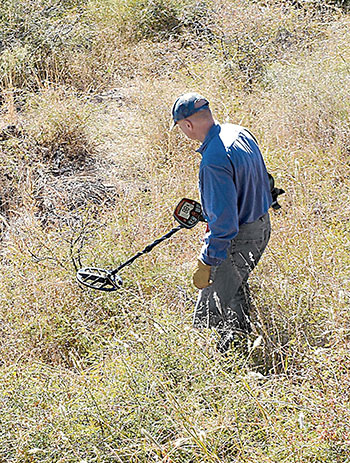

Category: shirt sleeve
[199, 163, 239, 266]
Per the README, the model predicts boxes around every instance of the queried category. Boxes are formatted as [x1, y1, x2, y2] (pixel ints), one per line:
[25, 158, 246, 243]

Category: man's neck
[198, 121, 215, 142]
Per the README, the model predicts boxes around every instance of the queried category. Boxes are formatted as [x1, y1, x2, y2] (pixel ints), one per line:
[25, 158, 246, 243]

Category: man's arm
[199, 163, 239, 266]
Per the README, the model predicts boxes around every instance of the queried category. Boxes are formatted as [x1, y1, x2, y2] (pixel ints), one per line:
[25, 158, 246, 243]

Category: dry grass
[0, 1, 350, 462]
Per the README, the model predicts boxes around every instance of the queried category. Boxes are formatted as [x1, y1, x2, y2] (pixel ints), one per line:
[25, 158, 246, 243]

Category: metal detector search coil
[76, 267, 123, 292]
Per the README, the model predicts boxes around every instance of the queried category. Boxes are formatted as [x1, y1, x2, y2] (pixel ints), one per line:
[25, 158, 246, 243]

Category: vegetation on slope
[0, 0, 350, 461]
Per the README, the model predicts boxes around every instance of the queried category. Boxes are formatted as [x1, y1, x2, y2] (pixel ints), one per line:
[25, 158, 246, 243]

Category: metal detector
[76, 198, 205, 291]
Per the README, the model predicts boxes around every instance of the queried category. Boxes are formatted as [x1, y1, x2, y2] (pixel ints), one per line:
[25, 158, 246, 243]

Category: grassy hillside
[1, 0, 350, 461]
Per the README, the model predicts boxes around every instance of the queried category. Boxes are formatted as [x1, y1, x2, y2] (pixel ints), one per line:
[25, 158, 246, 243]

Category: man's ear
[184, 119, 193, 131]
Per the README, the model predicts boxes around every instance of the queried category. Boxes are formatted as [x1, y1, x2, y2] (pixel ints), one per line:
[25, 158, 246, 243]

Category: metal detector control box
[173, 198, 205, 229]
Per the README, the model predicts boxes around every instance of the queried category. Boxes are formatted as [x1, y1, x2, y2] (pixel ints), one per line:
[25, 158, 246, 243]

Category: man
[172, 92, 272, 353]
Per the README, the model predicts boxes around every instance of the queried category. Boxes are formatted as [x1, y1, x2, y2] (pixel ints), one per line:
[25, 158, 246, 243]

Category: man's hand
[193, 259, 212, 289]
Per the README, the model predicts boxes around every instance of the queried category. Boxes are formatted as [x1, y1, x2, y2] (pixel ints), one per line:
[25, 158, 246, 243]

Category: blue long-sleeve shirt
[197, 123, 272, 266]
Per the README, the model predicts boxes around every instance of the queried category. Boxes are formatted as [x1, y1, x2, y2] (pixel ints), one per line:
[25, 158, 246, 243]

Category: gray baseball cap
[171, 92, 209, 128]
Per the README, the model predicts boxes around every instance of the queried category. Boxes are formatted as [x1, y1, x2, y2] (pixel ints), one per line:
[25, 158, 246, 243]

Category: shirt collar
[196, 123, 221, 154]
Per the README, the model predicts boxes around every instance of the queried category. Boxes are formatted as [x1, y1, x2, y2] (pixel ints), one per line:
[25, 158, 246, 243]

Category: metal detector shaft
[109, 225, 184, 276]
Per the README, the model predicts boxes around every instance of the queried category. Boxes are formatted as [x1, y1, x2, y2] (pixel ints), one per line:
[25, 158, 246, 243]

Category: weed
[0, 1, 350, 462]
